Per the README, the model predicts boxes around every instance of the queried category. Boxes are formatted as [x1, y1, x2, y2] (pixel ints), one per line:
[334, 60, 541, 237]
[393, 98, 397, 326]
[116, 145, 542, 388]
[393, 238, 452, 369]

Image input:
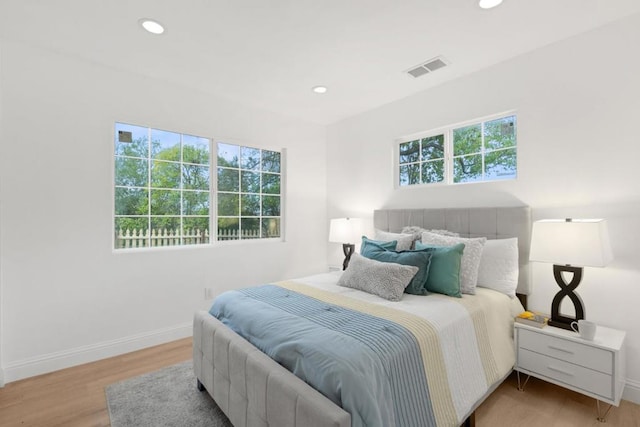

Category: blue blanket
[210, 285, 436, 427]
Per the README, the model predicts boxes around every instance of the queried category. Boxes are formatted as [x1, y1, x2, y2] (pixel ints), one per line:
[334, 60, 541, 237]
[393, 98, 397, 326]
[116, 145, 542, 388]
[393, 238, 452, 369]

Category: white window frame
[214, 140, 285, 243]
[112, 123, 285, 251]
[394, 111, 517, 188]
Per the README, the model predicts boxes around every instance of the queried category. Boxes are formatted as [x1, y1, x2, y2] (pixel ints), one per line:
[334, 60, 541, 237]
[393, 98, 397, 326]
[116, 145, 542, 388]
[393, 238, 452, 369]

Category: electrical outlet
[204, 287, 215, 300]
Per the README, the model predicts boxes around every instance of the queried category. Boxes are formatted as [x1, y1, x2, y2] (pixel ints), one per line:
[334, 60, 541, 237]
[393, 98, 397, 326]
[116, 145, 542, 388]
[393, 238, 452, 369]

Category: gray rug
[106, 361, 232, 427]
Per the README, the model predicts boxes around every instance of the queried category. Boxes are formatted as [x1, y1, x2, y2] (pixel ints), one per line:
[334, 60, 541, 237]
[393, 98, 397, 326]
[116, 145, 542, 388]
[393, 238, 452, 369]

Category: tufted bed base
[193, 310, 351, 427]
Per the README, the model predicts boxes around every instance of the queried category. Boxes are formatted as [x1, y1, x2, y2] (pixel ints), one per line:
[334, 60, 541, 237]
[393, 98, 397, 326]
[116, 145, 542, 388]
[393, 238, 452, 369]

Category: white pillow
[477, 238, 519, 297]
[421, 231, 486, 294]
[337, 253, 418, 301]
[374, 230, 414, 251]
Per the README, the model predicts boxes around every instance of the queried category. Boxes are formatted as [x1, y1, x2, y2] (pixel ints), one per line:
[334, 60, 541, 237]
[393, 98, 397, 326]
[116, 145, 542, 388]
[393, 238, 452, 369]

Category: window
[397, 114, 517, 187]
[216, 142, 282, 241]
[114, 123, 282, 249]
[399, 134, 445, 185]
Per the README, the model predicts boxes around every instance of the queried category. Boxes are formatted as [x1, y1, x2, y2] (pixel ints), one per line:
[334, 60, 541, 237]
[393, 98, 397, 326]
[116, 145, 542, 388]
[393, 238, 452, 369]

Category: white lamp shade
[329, 218, 363, 244]
[529, 219, 613, 267]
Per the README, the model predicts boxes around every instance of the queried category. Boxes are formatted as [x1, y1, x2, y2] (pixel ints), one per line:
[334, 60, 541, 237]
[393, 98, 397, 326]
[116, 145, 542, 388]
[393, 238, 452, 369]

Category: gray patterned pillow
[421, 231, 486, 295]
[337, 253, 418, 301]
[402, 226, 460, 242]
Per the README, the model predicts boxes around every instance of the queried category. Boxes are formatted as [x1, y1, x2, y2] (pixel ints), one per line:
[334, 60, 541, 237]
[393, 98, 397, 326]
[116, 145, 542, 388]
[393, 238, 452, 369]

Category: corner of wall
[624, 378, 640, 405]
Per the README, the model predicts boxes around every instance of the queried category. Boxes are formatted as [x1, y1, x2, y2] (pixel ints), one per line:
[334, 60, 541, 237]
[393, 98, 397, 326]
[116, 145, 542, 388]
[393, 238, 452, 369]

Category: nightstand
[514, 322, 626, 422]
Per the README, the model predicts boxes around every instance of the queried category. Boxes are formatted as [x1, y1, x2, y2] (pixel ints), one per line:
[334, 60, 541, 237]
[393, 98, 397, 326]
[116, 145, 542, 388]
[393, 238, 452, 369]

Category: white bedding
[294, 271, 524, 421]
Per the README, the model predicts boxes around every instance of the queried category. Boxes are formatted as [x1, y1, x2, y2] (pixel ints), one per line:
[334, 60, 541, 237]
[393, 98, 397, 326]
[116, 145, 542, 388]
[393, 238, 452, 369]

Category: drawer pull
[548, 345, 574, 354]
[547, 365, 574, 377]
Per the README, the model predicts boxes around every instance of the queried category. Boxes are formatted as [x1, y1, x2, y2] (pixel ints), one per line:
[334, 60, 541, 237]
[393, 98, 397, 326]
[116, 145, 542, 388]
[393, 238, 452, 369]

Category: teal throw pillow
[360, 236, 397, 252]
[360, 241, 432, 295]
[414, 242, 464, 298]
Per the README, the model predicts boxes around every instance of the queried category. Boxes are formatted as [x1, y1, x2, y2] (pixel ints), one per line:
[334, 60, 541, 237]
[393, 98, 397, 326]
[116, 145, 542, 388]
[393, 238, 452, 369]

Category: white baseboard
[3, 322, 192, 384]
[623, 378, 640, 404]
[0, 366, 5, 388]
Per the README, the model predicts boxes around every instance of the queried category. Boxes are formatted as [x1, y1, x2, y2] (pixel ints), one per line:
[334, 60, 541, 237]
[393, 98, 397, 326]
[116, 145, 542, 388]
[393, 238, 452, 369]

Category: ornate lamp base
[342, 243, 355, 270]
[549, 264, 585, 330]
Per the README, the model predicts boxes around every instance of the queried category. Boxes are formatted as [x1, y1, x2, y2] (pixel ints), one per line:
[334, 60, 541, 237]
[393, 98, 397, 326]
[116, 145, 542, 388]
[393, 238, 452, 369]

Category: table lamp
[529, 219, 613, 330]
[329, 218, 363, 270]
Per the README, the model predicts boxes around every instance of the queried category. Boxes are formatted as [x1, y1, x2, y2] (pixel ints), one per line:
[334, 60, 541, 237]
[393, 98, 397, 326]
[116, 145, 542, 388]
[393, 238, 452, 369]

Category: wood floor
[0, 338, 192, 427]
[0, 337, 638, 427]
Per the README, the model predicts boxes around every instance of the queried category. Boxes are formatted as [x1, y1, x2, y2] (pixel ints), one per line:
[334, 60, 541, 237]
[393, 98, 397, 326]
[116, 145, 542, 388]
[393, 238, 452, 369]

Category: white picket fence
[115, 228, 261, 248]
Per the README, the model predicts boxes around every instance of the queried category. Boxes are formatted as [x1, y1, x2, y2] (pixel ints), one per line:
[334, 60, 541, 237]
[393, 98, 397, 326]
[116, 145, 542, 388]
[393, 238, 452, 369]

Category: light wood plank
[0, 338, 192, 427]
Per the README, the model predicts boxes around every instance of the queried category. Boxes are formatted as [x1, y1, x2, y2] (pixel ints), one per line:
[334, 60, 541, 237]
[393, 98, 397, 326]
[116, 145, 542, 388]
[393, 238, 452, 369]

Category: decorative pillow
[337, 253, 418, 301]
[414, 242, 464, 297]
[477, 238, 519, 297]
[402, 226, 460, 243]
[421, 231, 487, 295]
[360, 241, 432, 295]
[373, 230, 414, 251]
[360, 236, 397, 252]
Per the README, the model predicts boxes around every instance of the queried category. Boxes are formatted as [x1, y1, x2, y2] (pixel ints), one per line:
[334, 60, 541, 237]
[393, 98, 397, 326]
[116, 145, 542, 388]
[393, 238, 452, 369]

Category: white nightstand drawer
[519, 348, 613, 400]
[518, 328, 612, 374]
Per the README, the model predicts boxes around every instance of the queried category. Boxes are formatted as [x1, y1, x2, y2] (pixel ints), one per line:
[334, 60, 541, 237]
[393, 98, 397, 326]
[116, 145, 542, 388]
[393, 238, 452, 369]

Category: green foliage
[422, 160, 444, 183]
[115, 217, 147, 233]
[399, 164, 420, 186]
[262, 218, 280, 237]
[115, 134, 282, 243]
[216, 142, 282, 239]
[241, 218, 260, 238]
[218, 168, 239, 192]
[452, 116, 517, 183]
[218, 193, 239, 216]
[183, 145, 209, 164]
[115, 157, 147, 187]
[398, 135, 445, 185]
[115, 136, 211, 234]
[241, 147, 261, 170]
[150, 190, 180, 215]
[183, 191, 209, 215]
[115, 137, 148, 158]
[399, 140, 420, 164]
[218, 143, 239, 167]
[421, 135, 444, 160]
[115, 188, 148, 216]
[241, 171, 260, 193]
[262, 173, 280, 194]
[262, 196, 280, 216]
[241, 195, 260, 216]
[262, 150, 281, 173]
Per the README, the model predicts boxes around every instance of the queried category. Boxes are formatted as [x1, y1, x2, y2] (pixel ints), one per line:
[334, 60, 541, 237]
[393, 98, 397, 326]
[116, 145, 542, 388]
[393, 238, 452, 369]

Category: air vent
[406, 56, 449, 78]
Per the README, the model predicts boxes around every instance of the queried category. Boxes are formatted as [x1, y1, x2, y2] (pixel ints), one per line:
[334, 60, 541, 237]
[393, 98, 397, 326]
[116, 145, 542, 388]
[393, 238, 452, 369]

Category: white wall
[327, 13, 640, 402]
[0, 39, 4, 387]
[0, 40, 328, 382]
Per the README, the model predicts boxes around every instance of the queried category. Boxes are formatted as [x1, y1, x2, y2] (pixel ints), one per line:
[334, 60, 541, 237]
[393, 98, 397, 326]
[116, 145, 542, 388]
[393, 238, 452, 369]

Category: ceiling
[1, 0, 639, 125]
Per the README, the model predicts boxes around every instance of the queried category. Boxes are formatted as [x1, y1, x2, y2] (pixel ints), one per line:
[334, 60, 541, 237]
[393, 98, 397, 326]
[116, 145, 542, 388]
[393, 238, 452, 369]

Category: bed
[193, 207, 532, 427]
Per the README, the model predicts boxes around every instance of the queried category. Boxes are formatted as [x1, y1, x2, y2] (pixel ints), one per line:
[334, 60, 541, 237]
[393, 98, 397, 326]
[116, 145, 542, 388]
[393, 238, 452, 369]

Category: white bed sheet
[292, 271, 524, 421]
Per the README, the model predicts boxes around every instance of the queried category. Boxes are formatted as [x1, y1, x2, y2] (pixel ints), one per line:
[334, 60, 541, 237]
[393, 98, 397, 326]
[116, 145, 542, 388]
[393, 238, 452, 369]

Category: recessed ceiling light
[479, 0, 503, 9]
[312, 86, 328, 94]
[139, 19, 165, 35]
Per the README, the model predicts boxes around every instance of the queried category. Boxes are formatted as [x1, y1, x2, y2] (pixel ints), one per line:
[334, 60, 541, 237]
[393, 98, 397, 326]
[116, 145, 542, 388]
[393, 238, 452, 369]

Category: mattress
[209, 271, 524, 427]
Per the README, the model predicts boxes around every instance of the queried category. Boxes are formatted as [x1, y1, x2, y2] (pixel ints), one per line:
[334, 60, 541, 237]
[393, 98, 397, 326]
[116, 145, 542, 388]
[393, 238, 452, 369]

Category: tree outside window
[398, 114, 516, 187]
[114, 123, 282, 249]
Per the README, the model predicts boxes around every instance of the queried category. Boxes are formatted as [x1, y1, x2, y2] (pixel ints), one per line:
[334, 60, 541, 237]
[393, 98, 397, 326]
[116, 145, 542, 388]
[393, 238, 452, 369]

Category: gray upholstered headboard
[373, 207, 532, 298]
